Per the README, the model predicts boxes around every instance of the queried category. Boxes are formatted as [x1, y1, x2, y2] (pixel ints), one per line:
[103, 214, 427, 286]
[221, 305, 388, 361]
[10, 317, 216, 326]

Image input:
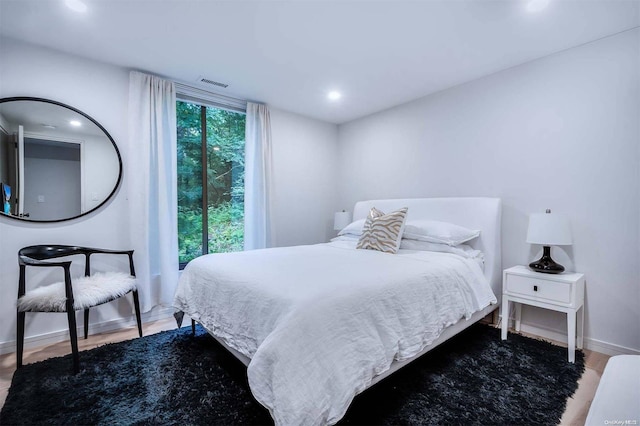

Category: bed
[173, 197, 502, 425]
[585, 355, 640, 425]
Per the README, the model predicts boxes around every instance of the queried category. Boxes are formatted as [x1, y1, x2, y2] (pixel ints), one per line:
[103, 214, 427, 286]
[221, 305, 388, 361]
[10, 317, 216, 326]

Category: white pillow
[338, 219, 366, 236]
[332, 235, 483, 261]
[331, 235, 359, 242]
[402, 220, 480, 246]
[356, 207, 408, 254]
[399, 239, 482, 259]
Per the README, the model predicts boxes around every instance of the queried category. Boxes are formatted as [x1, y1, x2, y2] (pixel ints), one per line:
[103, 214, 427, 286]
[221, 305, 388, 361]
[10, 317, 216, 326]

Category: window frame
[176, 87, 247, 269]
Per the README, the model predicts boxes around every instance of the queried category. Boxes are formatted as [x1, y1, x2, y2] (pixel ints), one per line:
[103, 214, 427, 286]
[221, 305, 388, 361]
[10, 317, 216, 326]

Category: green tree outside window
[177, 100, 246, 266]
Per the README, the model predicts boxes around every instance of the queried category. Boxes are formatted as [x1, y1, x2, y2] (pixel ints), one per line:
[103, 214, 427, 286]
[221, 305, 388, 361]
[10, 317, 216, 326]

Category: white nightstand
[501, 265, 585, 363]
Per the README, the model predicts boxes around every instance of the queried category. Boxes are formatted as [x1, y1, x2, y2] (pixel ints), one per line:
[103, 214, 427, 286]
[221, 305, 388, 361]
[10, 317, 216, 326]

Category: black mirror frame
[0, 96, 123, 223]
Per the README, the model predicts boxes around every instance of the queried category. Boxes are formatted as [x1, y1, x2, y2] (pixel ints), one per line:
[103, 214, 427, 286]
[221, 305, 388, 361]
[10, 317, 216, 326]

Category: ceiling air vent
[198, 77, 229, 88]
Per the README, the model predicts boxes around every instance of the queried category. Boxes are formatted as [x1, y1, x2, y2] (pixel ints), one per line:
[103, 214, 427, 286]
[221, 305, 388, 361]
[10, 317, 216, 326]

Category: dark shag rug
[0, 323, 584, 426]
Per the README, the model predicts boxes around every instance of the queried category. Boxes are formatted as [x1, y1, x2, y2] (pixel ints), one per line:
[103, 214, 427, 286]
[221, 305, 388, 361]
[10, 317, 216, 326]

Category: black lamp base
[529, 246, 565, 274]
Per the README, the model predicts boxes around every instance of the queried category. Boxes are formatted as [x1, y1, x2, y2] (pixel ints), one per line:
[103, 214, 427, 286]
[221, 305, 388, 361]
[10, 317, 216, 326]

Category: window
[177, 99, 246, 267]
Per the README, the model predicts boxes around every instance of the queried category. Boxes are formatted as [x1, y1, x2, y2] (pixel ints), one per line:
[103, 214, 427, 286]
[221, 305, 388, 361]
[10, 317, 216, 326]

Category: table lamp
[334, 210, 351, 231]
[526, 209, 572, 274]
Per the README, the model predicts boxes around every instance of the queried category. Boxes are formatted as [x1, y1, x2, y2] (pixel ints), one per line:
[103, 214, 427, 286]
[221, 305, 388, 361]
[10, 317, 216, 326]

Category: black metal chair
[17, 245, 142, 373]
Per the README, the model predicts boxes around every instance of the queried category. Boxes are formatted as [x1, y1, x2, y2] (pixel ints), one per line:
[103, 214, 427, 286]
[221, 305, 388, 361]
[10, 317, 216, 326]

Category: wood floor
[0, 320, 610, 425]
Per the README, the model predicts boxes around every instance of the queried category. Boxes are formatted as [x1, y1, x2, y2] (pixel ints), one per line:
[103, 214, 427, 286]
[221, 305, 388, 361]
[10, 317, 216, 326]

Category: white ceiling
[1, 0, 638, 124]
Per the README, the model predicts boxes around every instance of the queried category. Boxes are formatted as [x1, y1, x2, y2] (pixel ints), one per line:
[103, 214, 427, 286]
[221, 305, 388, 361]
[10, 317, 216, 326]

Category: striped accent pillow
[356, 207, 408, 254]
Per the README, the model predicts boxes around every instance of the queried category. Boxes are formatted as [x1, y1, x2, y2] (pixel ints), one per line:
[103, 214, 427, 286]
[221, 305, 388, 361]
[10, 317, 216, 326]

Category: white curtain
[244, 102, 274, 250]
[127, 71, 178, 312]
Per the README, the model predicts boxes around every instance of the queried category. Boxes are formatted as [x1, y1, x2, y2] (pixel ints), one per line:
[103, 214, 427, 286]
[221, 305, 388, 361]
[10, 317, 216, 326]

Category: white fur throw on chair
[17, 272, 137, 312]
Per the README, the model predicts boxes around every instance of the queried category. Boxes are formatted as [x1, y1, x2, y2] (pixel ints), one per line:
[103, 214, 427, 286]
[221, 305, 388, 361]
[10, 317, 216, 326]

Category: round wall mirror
[0, 97, 122, 222]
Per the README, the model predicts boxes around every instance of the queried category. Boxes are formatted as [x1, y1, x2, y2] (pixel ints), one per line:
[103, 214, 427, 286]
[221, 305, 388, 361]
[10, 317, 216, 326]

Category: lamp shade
[334, 211, 352, 231]
[526, 210, 572, 246]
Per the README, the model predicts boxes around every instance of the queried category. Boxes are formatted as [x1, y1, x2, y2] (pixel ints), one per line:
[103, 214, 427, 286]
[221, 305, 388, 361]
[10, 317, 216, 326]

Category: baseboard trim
[518, 322, 640, 357]
[497, 310, 640, 357]
[0, 307, 176, 356]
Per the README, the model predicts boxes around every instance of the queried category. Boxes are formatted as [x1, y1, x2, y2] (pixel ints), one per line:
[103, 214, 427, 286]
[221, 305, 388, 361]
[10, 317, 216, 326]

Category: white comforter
[173, 241, 496, 426]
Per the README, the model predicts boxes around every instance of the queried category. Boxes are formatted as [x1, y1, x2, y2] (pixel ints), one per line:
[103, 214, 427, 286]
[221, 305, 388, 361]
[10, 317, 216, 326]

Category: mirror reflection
[0, 97, 122, 222]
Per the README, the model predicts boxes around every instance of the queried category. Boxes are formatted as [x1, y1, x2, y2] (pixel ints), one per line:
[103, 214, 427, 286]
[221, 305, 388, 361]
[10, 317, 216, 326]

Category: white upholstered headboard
[352, 197, 502, 297]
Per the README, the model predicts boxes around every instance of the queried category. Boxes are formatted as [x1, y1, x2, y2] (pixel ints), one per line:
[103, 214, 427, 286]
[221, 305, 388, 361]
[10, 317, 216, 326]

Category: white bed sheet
[173, 240, 497, 426]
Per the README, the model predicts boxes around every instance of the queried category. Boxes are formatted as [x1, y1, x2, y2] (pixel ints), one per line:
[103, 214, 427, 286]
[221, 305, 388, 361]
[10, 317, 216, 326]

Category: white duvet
[173, 240, 496, 426]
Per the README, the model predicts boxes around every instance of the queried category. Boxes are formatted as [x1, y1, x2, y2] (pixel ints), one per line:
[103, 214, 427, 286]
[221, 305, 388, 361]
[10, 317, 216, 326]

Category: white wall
[337, 29, 640, 354]
[82, 133, 120, 212]
[270, 107, 339, 247]
[0, 38, 137, 352]
[0, 37, 339, 353]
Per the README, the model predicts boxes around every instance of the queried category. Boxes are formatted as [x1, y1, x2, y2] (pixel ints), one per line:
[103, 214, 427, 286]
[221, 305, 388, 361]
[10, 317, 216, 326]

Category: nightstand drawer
[505, 274, 571, 304]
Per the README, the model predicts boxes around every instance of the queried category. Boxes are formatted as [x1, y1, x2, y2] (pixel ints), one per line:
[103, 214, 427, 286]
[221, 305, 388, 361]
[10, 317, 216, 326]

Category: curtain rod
[175, 82, 248, 112]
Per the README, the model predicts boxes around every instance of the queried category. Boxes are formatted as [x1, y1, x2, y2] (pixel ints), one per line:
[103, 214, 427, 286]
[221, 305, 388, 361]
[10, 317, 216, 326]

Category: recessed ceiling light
[69, 120, 82, 127]
[65, 0, 87, 13]
[526, 0, 550, 13]
[327, 91, 342, 101]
